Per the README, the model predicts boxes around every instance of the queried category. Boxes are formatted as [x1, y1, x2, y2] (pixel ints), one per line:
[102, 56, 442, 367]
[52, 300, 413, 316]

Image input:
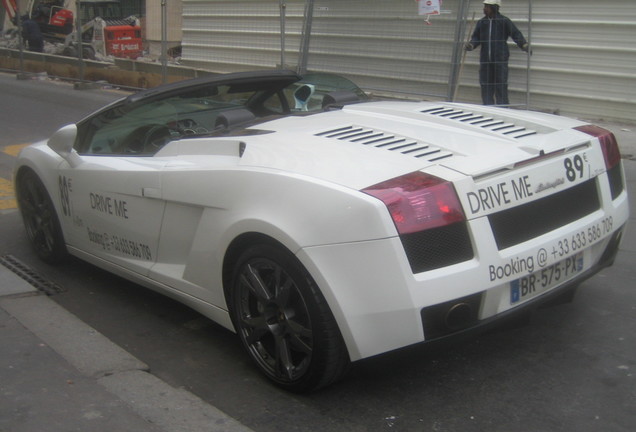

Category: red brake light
[362, 172, 465, 235]
[575, 125, 621, 169]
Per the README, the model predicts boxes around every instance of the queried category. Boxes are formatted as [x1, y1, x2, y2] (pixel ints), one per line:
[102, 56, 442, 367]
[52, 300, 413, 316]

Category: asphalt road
[1, 73, 635, 432]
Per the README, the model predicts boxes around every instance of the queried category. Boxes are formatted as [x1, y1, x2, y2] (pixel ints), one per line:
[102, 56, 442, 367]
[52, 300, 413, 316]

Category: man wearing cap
[465, 0, 529, 106]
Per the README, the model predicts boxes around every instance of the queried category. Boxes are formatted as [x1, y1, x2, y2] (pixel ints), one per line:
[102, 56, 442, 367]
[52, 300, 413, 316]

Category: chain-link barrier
[1, 0, 635, 121]
[1, 1, 530, 104]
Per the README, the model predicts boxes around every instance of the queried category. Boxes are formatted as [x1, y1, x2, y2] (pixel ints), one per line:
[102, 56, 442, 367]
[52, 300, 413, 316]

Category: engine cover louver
[315, 126, 453, 162]
[420, 107, 538, 139]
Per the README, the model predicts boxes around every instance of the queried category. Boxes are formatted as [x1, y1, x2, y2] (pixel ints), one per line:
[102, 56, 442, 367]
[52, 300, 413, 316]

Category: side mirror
[47, 124, 83, 168]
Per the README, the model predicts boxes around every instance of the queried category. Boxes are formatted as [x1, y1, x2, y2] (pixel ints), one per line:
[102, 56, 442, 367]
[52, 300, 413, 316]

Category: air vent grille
[315, 126, 453, 162]
[421, 107, 538, 139]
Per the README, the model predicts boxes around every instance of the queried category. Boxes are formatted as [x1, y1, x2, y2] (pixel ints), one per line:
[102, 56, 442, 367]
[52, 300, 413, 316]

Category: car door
[55, 100, 175, 276]
[57, 156, 166, 276]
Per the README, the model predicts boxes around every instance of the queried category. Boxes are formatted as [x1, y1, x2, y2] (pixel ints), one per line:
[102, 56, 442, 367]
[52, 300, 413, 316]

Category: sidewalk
[0, 264, 254, 432]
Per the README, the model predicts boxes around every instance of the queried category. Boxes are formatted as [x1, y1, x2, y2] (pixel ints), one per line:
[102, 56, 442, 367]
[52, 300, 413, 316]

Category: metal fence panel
[302, 0, 464, 100]
[2, 0, 634, 122]
[518, 0, 636, 121]
[181, 0, 305, 73]
[179, 0, 534, 105]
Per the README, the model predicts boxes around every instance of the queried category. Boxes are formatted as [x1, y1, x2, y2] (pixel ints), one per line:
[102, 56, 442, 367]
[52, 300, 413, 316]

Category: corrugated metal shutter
[180, 0, 636, 123]
[182, 0, 305, 72]
[181, 0, 463, 98]
[528, 0, 635, 121]
[302, 0, 462, 100]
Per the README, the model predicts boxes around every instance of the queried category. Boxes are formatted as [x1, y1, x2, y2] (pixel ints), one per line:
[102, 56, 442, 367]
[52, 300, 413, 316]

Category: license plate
[510, 253, 584, 305]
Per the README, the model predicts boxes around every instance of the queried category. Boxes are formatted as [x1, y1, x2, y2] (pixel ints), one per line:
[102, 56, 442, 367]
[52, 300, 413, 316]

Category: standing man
[465, 0, 529, 106]
[13, 15, 44, 53]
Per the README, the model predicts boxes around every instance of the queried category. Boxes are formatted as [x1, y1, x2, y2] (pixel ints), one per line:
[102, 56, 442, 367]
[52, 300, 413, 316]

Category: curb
[0, 265, 254, 432]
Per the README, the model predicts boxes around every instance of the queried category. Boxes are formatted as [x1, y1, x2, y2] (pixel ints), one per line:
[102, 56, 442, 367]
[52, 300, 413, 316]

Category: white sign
[418, 0, 442, 16]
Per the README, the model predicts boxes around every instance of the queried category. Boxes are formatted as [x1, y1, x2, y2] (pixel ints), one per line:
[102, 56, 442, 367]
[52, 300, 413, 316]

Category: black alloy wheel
[16, 169, 68, 264]
[231, 243, 349, 392]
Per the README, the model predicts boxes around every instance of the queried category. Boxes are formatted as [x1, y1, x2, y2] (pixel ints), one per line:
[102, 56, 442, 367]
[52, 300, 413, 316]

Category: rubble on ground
[1, 28, 181, 65]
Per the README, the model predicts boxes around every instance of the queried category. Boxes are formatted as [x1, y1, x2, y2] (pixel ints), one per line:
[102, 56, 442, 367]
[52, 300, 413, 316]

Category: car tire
[230, 243, 349, 392]
[16, 169, 68, 265]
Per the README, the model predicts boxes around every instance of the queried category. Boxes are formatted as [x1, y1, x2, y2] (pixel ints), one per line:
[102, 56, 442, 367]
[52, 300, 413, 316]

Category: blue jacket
[469, 13, 527, 62]
[21, 18, 43, 41]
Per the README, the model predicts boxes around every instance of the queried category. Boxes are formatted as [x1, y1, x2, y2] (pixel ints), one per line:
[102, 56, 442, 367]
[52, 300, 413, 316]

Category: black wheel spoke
[30, 203, 53, 250]
[274, 274, 293, 308]
[16, 170, 68, 264]
[20, 198, 37, 215]
[287, 320, 313, 354]
[243, 264, 272, 302]
[242, 315, 269, 345]
[274, 335, 295, 380]
[25, 181, 41, 204]
[42, 226, 56, 251]
[32, 226, 46, 244]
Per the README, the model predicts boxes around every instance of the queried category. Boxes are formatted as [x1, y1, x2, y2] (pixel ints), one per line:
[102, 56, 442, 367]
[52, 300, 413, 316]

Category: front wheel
[16, 169, 68, 264]
[230, 243, 349, 392]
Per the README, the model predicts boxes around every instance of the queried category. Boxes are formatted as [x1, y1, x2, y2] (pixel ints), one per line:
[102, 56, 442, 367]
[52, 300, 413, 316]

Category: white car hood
[169, 101, 591, 190]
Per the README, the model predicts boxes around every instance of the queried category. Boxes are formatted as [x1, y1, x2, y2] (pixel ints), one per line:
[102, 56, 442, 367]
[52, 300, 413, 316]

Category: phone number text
[549, 216, 613, 260]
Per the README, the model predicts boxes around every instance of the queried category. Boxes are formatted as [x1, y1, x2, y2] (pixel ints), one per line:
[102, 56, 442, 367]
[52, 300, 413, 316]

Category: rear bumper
[299, 192, 628, 362]
[419, 224, 625, 343]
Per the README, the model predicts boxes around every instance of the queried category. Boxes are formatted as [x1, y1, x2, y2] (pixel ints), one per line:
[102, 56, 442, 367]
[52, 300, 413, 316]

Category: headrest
[322, 91, 361, 110]
[215, 109, 256, 129]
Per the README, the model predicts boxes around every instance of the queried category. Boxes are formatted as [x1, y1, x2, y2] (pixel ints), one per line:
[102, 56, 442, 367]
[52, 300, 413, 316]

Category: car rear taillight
[362, 172, 465, 235]
[575, 125, 621, 170]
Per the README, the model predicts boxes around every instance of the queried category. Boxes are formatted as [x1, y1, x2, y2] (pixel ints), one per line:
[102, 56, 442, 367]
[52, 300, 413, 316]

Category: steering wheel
[142, 124, 173, 153]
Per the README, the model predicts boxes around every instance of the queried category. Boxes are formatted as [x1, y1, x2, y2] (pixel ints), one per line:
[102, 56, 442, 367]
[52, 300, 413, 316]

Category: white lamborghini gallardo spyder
[14, 70, 629, 391]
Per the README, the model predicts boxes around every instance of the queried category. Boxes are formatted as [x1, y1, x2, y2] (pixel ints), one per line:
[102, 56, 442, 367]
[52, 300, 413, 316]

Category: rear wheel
[16, 170, 68, 264]
[230, 243, 349, 392]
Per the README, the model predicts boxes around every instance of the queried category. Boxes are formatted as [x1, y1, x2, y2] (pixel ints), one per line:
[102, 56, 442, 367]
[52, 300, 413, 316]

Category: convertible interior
[74, 70, 367, 156]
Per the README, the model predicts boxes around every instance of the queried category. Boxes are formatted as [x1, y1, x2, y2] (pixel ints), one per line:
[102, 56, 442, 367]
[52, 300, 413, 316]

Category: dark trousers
[27, 39, 44, 53]
[479, 61, 509, 105]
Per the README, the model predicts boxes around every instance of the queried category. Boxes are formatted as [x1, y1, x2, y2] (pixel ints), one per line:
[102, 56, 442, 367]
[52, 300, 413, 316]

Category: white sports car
[14, 70, 629, 391]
